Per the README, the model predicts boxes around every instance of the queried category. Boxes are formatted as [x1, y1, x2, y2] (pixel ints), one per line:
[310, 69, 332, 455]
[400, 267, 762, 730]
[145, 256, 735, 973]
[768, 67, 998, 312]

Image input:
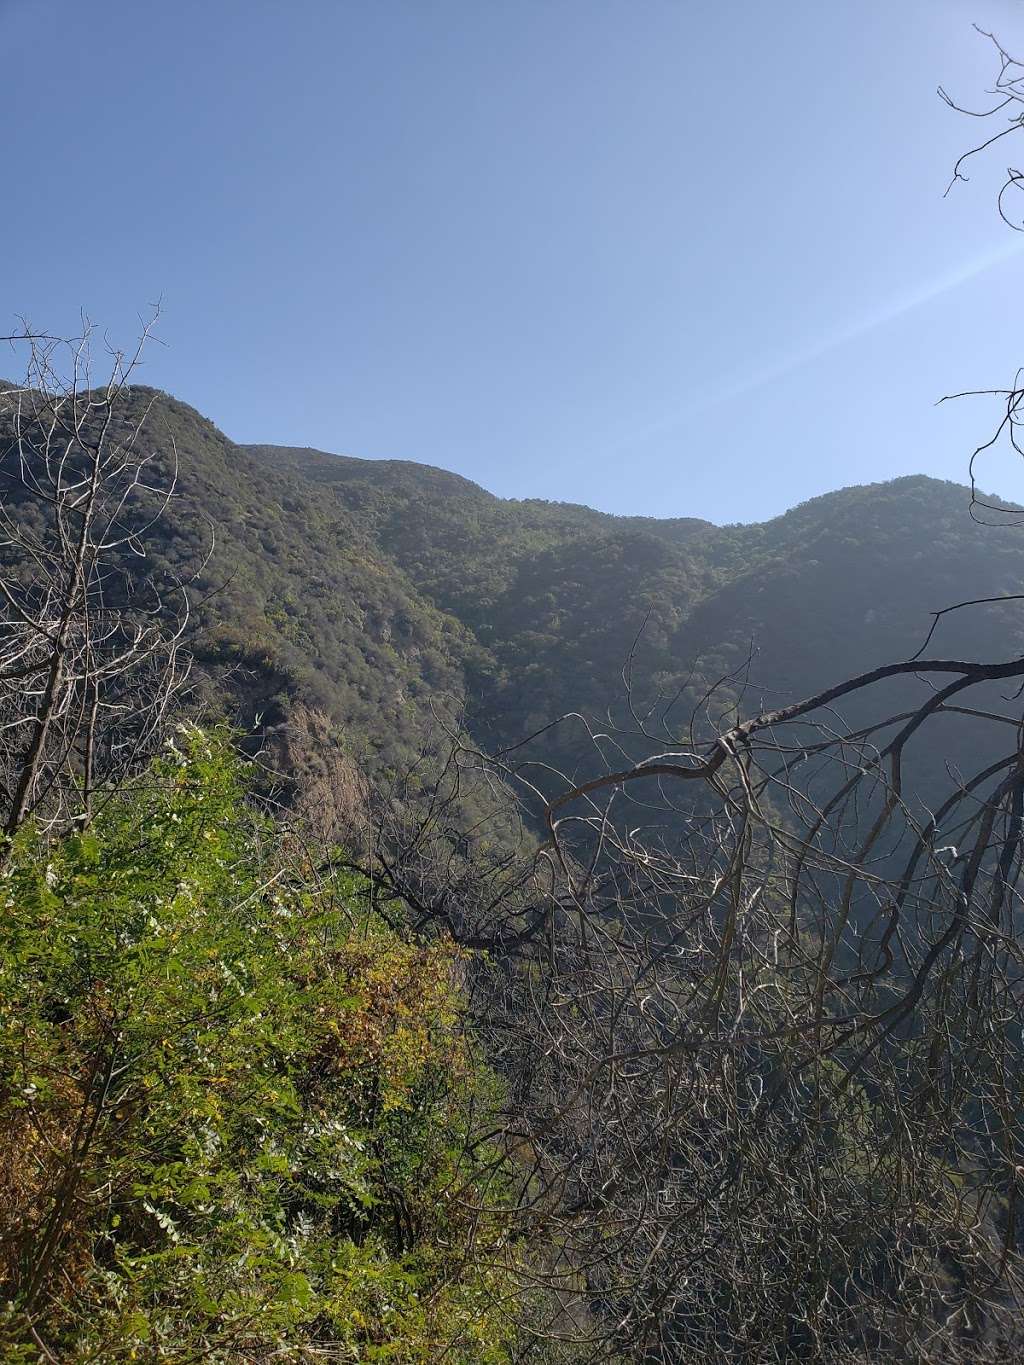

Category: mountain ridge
[8, 383, 1022, 826]
[135, 395, 1024, 779]
[245, 439, 1020, 535]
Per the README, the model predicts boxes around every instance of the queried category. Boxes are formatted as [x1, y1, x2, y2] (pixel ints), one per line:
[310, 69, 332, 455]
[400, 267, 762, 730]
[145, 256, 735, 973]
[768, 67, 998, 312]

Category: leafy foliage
[0, 730, 519, 1361]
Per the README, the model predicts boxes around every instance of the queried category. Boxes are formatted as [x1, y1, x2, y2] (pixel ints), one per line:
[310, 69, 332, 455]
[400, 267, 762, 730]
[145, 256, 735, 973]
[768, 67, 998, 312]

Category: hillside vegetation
[73, 389, 1024, 813]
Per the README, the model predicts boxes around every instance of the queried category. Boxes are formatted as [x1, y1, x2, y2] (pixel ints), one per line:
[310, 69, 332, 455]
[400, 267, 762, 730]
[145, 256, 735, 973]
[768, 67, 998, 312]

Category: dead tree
[374, 638, 1009, 1362]
[939, 25, 1024, 523]
[0, 318, 192, 851]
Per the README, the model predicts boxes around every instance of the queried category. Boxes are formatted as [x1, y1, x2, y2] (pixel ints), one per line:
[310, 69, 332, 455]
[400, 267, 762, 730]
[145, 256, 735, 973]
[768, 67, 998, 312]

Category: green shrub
[0, 729, 517, 1361]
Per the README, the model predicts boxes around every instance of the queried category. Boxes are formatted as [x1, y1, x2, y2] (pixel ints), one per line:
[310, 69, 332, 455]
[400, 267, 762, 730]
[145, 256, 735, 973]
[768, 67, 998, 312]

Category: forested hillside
[249, 444, 1024, 757]
[12, 383, 1016, 813]
[67, 389, 1021, 814]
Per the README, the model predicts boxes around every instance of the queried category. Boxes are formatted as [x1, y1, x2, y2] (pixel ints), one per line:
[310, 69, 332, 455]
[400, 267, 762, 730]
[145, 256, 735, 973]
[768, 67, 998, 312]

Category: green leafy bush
[0, 729, 517, 1361]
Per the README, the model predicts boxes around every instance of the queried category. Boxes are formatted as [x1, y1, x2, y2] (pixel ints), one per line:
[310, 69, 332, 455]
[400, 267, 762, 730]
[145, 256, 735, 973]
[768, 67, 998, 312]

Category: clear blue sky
[3, 0, 1023, 523]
